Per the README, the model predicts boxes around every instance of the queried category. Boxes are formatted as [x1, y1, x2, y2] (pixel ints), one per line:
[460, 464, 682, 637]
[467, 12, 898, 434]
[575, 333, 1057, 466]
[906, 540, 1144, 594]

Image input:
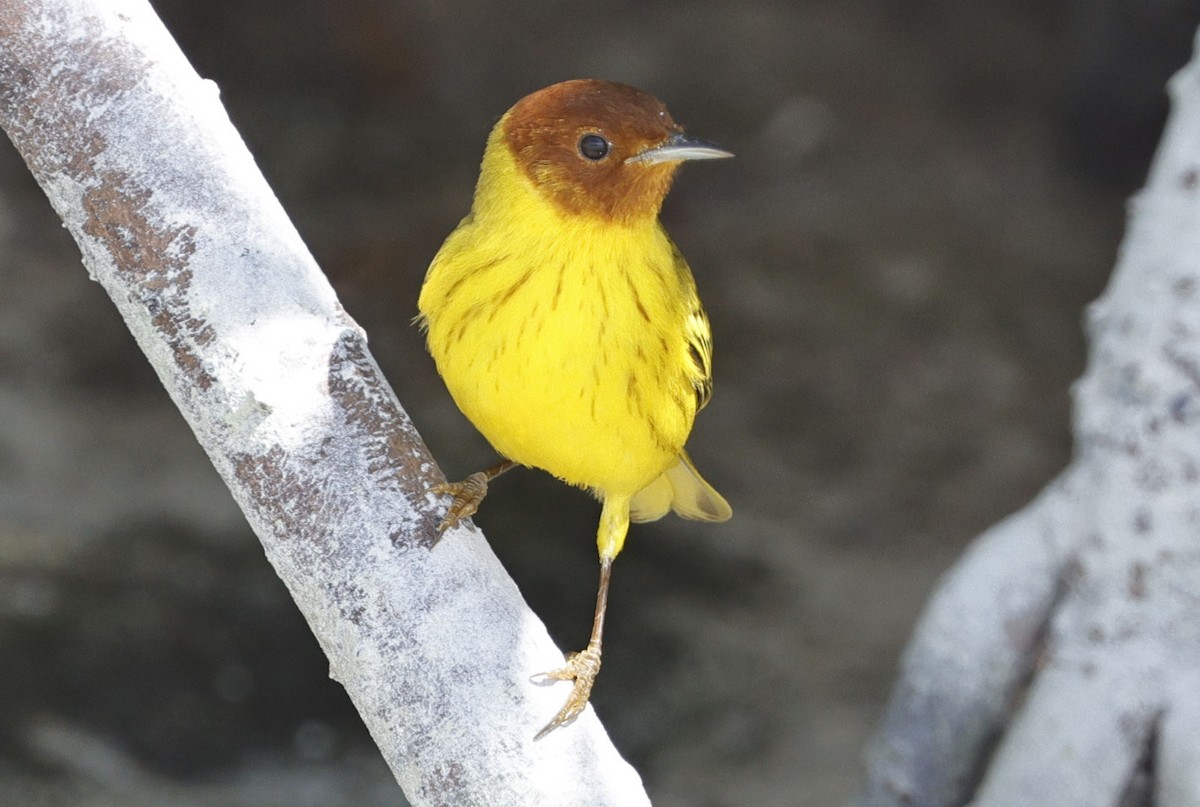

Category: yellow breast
[418, 139, 700, 497]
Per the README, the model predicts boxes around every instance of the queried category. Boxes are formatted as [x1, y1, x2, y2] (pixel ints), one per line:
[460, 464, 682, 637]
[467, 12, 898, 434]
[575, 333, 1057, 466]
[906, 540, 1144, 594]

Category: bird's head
[497, 79, 731, 225]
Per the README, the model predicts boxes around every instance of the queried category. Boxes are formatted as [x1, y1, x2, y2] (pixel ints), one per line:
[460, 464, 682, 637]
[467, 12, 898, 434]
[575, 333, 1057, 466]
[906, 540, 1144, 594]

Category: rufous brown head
[501, 79, 732, 224]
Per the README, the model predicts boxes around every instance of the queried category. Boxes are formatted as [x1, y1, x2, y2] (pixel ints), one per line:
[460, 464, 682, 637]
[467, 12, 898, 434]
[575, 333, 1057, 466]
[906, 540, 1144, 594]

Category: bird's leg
[532, 556, 613, 740]
[431, 459, 515, 535]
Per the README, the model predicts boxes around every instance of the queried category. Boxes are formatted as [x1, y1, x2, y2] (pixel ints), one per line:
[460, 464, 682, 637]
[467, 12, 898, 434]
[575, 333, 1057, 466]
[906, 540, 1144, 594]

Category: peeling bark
[0, 0, 651, 804]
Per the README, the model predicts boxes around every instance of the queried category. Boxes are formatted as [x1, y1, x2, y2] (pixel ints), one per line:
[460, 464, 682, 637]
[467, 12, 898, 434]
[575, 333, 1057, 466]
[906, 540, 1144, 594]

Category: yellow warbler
[418, 79, 732, 738]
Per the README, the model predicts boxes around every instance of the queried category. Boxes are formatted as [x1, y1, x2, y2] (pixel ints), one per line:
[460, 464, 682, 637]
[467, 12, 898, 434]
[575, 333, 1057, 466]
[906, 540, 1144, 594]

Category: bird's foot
[531, 643, 602, 740]
[430, 471, 490, 535]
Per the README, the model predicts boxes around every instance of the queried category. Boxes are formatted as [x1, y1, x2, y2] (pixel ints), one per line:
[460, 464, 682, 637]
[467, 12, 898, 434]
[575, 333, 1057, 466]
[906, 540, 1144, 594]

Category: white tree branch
[855, 26, 1200, 807]
[0, 0, 650, 804]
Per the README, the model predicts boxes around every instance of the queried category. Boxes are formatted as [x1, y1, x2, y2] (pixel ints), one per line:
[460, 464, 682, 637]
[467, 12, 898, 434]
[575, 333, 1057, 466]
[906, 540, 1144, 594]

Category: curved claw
[430, 471, 489, 534]
[532, 645, 602, 740]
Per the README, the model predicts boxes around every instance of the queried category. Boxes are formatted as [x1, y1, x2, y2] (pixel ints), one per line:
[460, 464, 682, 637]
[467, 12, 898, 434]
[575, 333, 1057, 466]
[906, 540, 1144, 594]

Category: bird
[417, 78, 732, 739]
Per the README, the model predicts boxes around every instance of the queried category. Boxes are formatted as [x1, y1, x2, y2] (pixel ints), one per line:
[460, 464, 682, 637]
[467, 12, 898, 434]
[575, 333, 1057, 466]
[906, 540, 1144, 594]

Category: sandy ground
[1, 1, 1189, 804]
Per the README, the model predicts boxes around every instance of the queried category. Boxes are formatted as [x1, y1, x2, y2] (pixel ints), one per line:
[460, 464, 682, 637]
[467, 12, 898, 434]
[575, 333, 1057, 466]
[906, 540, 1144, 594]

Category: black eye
[578, 133, 610, 161]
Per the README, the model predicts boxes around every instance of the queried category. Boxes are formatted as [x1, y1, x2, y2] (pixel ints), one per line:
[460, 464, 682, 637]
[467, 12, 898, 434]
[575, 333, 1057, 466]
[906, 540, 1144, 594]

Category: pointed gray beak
[625, 132, 734, 165]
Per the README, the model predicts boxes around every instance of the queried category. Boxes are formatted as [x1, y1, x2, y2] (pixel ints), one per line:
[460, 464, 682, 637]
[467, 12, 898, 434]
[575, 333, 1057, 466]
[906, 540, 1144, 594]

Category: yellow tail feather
[629, 451, 732, 524]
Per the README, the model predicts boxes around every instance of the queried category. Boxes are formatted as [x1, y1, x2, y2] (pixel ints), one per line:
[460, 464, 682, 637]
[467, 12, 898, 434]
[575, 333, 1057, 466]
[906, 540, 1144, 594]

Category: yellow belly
[421, 218, 696, 498]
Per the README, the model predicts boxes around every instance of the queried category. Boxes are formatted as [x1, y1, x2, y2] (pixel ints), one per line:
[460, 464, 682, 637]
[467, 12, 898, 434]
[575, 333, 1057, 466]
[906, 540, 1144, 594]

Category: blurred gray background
[2, 0, 1196, 804]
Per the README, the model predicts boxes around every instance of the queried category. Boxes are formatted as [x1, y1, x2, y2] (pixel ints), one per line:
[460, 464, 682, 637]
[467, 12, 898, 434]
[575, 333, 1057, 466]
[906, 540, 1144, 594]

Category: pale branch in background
[855, 26, 1200, 807]
[0, 0, 651, 804]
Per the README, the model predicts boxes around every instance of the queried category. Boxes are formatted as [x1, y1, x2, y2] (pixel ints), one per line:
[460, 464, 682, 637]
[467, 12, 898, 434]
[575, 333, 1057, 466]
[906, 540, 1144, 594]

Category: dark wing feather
[683, 304, 714, 411]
